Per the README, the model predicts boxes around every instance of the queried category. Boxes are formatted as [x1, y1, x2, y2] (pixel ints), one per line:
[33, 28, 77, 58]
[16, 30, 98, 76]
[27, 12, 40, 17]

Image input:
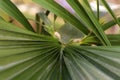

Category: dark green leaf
[0, 0, 34, 32]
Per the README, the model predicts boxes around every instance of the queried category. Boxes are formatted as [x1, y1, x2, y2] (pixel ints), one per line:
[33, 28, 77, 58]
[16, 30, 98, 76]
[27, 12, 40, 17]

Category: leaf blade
[0, 0, 34, 32]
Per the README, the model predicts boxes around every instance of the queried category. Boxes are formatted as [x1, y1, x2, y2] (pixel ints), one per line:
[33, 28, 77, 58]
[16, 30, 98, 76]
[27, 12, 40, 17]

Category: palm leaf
[76, 0, 111, 46]
[64, 45, 120, 80]
[107, 34, 120, 46]
[100, 0, 120, 27]
[0, 0, 119, 80]
[0, 20, 61, 80]
[0, 29, 120, 80]
[96, 0, 100, 20]
[33, 0, 111, 46]
[0, 20, 119, 80]
[102, 17, 120, 30]
[32, 0, 90, 35]
[0, 0, 34, 32]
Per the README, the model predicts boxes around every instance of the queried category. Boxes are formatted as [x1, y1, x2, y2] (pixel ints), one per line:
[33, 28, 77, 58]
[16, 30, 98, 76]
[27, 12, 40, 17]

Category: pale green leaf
[64, 45, 120, 80]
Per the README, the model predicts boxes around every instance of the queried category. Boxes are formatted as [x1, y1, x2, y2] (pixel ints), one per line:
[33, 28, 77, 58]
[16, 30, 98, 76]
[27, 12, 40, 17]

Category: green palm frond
[64, 45, 120, 80]
[0, 0, 34, 32]
[100, 0, 120, 27]
[0, 20, 60, 80]
[0, 0, 120, 80]
[0, 19, 119, 80]
[67, 0, 111, 46]
[0, 27, 120, 79]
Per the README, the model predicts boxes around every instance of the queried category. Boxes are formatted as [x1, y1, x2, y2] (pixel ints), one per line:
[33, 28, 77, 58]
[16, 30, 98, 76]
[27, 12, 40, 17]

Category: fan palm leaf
[0, 0, 119, 80]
